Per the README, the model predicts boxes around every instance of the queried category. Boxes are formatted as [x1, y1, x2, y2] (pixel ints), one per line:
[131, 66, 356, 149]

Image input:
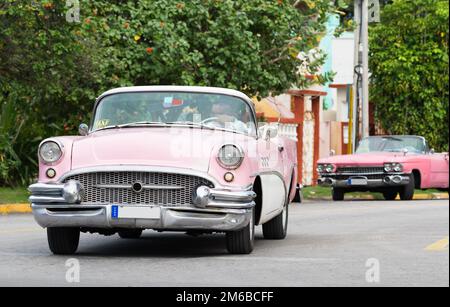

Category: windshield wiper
[117, 121, 168, 128]
[94, 121, 168, 132]
[95, 121, 221, 132]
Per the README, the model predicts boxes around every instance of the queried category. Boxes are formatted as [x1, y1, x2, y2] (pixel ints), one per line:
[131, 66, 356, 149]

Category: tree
[0, 0, 346, 185]
[0, 0, 98, 185]
[82, 0, 345, 97]
[369, 0, 449, 151]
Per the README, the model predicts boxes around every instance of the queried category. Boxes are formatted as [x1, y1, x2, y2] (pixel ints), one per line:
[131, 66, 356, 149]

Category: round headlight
[325, 164, 334, 173]
[393, 164, 403, 172]
[217, 144, 244, 169]
[384, 164, 393, 172]
[317, 164, 325, 173]
[39, 141, 62, 164]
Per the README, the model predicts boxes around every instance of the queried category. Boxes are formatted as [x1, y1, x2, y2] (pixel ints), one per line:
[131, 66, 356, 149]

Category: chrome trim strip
[318, 176, 410, 188]
[322, 172, 407, 176]
[57, 165, 221, 187]
[31, 204, 252, 231]
[209, 189, 256, 202]
[29, 183, 64, 194]
[31, 203, 249, 214]
[207, 201, 255, 209]
[29, 195, 65, 203]
[93, 184, 184, 190]
[192, 185, 256, 209]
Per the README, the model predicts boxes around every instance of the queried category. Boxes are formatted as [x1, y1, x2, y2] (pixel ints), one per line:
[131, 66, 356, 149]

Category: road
[0, 199, 448, 287]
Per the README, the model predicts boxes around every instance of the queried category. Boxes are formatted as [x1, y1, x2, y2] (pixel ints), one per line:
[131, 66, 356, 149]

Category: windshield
[356, 136, 427, 154]
[92, 92, 257, 136]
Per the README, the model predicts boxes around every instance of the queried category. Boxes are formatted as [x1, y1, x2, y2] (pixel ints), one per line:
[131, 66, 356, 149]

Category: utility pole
[351, 0, 361, 152]
[352, 0, 379, 151]
[361, 0, 370, 139]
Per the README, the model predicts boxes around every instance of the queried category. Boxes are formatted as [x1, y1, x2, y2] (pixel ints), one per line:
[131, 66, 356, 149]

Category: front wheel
[332, 188, 345, 201]
[262, 204, 288, 240]
[47, 227, 80, 255]
[226, 208, 255, 254]
[400, 173, 415, 201]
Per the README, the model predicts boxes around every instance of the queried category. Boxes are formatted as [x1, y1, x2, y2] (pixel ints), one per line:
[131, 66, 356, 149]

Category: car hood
[71, 127, 251, 172]
[318, 152, 414, 165]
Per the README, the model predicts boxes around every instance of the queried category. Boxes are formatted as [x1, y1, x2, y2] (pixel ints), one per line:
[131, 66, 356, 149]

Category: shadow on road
[75, 232, 270, 258]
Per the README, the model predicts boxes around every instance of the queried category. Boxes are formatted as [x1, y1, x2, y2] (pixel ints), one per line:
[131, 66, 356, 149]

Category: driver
[207, 101, 249, 134]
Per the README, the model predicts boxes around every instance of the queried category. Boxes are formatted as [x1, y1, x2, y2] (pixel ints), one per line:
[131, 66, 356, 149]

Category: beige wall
[330, 121, 343, 155]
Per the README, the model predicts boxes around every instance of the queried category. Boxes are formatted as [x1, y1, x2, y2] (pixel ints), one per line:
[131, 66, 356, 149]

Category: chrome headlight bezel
[384, 162, 403, 173]
[217, 144, 244, 170]
[38, 140, 63, 165]
[317, 164, 325, 173]
[317, 163, 335, 174]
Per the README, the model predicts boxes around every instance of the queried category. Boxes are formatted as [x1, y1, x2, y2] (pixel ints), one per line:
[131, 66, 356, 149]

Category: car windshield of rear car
[356, 136, 426, 154]
[92, 92, 257, 136]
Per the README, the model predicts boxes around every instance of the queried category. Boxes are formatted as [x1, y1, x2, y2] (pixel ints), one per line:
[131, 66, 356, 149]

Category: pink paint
[318, 151, 449, 189]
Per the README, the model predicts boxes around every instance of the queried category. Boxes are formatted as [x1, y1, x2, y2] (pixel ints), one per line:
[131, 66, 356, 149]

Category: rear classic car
[28, 86, 298, 255]
[317, 136, 449, 201]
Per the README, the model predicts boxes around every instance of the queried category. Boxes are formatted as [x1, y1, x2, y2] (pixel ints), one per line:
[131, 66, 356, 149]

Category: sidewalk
[302, 192, 449, 202]
[1, 192, 448, 215]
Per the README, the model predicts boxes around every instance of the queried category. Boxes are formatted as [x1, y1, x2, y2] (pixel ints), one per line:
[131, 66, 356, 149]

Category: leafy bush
[0, 0, 346, 186]
[370, 0, 449, 152]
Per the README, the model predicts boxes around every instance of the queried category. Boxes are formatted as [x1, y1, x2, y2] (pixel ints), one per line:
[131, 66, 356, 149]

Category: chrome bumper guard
[318, 174, 410, 188]
[29, 181, 256, 231]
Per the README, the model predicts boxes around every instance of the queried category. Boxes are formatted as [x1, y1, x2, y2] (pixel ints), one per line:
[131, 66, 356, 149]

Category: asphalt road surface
[0, 199, 448, 287]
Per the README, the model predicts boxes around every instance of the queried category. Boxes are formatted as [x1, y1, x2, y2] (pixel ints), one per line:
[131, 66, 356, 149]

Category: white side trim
[258, 172, 286, 224]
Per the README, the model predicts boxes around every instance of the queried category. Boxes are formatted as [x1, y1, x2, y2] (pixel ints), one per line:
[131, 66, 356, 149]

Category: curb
[304, 193, 449, 201]
[0, 193, 448, 214]
[0, 203, 32, 215]
[410, 193, 449, 200]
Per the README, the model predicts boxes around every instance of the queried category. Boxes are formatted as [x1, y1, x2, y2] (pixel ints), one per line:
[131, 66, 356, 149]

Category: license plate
[111, 205, 160, 219]
[347, 178, 368, 186]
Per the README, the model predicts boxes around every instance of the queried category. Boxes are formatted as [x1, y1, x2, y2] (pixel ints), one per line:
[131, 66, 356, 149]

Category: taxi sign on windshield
[163, 97, 184, 108]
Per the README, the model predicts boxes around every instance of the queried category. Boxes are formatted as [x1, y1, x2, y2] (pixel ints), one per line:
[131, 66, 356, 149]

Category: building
[254, 16, 355, 187]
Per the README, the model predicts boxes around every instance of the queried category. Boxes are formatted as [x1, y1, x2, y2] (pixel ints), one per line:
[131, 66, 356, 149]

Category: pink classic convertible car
[28, 86, 298, 255]
[317, 136, 449, 201]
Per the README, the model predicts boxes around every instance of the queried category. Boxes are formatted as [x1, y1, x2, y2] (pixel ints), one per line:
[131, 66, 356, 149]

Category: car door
[257, 125, 287, 225]
[429, 152, 449, 188]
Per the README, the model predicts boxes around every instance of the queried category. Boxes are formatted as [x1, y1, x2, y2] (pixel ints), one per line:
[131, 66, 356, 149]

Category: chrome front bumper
[29, 182, 256, 231]
[318, 174, 411, 188]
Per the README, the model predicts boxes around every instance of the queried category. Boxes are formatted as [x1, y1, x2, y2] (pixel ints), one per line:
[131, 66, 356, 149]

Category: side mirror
[79, 123, 89, 136]
[330, 149, 336, 156]
[402, 148, 409, 156]
[265, 126, 278, 140]
[430, 148, 435, 155]
[257, 123, 267, 138]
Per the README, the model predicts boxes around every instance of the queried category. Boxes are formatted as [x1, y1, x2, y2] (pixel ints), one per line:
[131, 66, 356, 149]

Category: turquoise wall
[320, 14, 340, 110]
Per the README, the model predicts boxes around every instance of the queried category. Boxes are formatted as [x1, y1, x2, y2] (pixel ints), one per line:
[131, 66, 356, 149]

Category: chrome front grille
[63, 172, 214, 206]
[336, 166, 385, 174]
